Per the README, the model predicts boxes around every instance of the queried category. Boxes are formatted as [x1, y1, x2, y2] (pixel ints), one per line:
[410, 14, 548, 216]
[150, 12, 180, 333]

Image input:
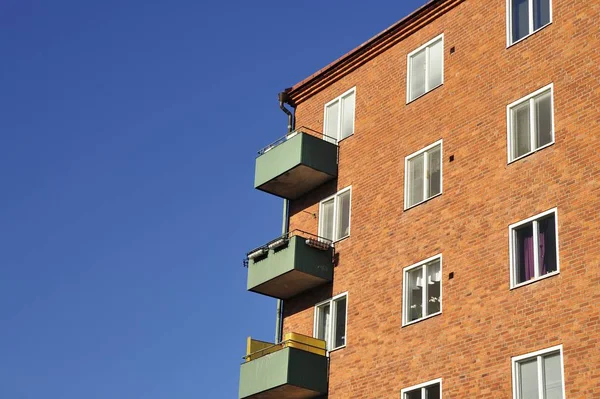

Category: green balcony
[239, 333, 328, 399]
[254, 130, 338, 199]
[246, 232, 333, 300]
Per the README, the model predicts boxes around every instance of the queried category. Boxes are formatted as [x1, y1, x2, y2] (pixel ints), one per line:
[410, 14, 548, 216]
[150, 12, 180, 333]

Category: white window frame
[400, 378, 443, 399]
[313, 292, 348, 352]
[511, 345, 566, 399]
[404, 140, 443, 210]
[406, 33, 444, 103]
[509, 208, 560, 289]
[318, 186, 352, 242]
[506, 83, 555, 163]
[323, 87, 356, 143]
[402, 254, 443, 327]
[506, 0, 553, 47]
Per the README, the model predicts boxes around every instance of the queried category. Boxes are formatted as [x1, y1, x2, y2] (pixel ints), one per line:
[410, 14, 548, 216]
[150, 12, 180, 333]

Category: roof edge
[287, 0, 464, 106]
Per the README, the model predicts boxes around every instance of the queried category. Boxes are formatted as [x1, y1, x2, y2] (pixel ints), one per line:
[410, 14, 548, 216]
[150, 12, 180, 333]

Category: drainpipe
[275, 90, 295, 343]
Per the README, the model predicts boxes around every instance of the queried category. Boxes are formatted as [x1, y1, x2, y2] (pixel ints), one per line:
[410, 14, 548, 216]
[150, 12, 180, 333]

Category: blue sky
[0, 1, 425, 397]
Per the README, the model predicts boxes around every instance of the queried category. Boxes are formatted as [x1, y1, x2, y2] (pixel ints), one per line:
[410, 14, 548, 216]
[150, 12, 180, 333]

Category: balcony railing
[254, 127, 338, 199]
[239, 333, 328, 399]
[244, 230, 333, 299]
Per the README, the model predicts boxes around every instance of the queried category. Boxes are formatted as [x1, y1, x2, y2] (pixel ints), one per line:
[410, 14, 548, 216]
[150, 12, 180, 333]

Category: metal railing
[256, 126, 337, 156]
[243, 230, 332, 267]
[243, 334, 327, 362]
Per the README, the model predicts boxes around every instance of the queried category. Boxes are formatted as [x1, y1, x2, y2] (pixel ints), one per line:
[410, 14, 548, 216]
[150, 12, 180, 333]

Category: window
[509, 208, 559, 288]
[401, 379, 442, 399]
[403, 255, 442, 325]
[404, 140, 442, 209]
[319, 187, 351, 242]
[508, 0, 551, 45]
[324, 88, 355, 143]
[512, 345, 565, 399]
[314, 293, 347, 351]
[407, 34, 444, 102]
[507, 84, 554, 162]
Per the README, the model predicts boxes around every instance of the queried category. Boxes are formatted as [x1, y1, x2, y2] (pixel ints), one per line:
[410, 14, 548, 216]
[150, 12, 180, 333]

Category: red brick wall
[282, 0, 600, 397]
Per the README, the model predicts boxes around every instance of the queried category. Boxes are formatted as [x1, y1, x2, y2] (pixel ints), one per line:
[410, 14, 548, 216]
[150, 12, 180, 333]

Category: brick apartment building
[239, 0, 600, 397]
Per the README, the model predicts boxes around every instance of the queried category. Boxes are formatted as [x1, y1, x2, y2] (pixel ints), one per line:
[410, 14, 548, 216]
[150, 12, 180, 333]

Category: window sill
[402, 311, 442, 328]
[507, 22, 552, 48]
[336, 133, 354, 145]
[507, 141, 554, 165]
[404, 192, 443, 211]
[406, 83, 444, 105]
[332, 235, 350, 246]
[327, 345, 346, 355]
[510, 271, 559, 290]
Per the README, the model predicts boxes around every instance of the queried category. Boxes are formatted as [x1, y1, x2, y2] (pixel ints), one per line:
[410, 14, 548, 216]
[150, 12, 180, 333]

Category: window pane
[405, 389, 422, 399]
[428, 146, 441, 197]
[428, 40, 443, 90]
[515, 223, 535, 284]
[426, 260, 441, 316]
[334, 297, 347, 348]
[325, 101, 339, 143]
[316, 303, 330, 343]
[336, 191, 351, 240]
[407, 267, 424, 322]
[512, 0, 530, 42]
[535, 91, 552, 148]
[320, 199, 335, 241]
[512, 101, 531, 159]
[408, 153, 425, 207]
[425, 383, 441, 399]
[340, 92, 355, 140]
[543, 353, 563, 399]
[410, 48, 427, 100]
[519, 358, 540, 399]
[537, 214, 557, 276]
[533, 0, 551, 30]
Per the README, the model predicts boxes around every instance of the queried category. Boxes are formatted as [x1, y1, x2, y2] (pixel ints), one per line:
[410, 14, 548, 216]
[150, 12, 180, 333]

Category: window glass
[405, 390, 422, 399]
[535, 92, 552, 147]
[428, 145, 441, 197]
[325, 101, 340, 143]
[336, 190, 351, 239]
[538, 214, 557, 275]
[410, 48, 427, 100]
[408, 153, 425, 207]
[512, 101, 531, 159]
[320, 199, 335, 241]
[519, 359, 540, 399]
[334, 297, 347, 348]
[533, 0, 551, 30]
[512, 0, 530, 42]
[407, 267, 423, 322]
[426, 260, 441, 315]
[426, 384, 441, 399]
[428, 39, 443, 90]
[316, 303, 330, 342]
[341, 92, 355, 140]
[515, 223, 534, 284]
[543, 353, 563, 399]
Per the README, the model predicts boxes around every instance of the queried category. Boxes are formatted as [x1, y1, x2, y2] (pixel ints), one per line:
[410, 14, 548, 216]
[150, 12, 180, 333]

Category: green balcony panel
[254, 132, 338, 199]
[239, 347, 328, 399]
[247, 236, 333, 299]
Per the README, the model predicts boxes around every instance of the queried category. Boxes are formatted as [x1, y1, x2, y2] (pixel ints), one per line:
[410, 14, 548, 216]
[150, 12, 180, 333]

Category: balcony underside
[249, 268, 330, 299]
[256, 164, 335, 200]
